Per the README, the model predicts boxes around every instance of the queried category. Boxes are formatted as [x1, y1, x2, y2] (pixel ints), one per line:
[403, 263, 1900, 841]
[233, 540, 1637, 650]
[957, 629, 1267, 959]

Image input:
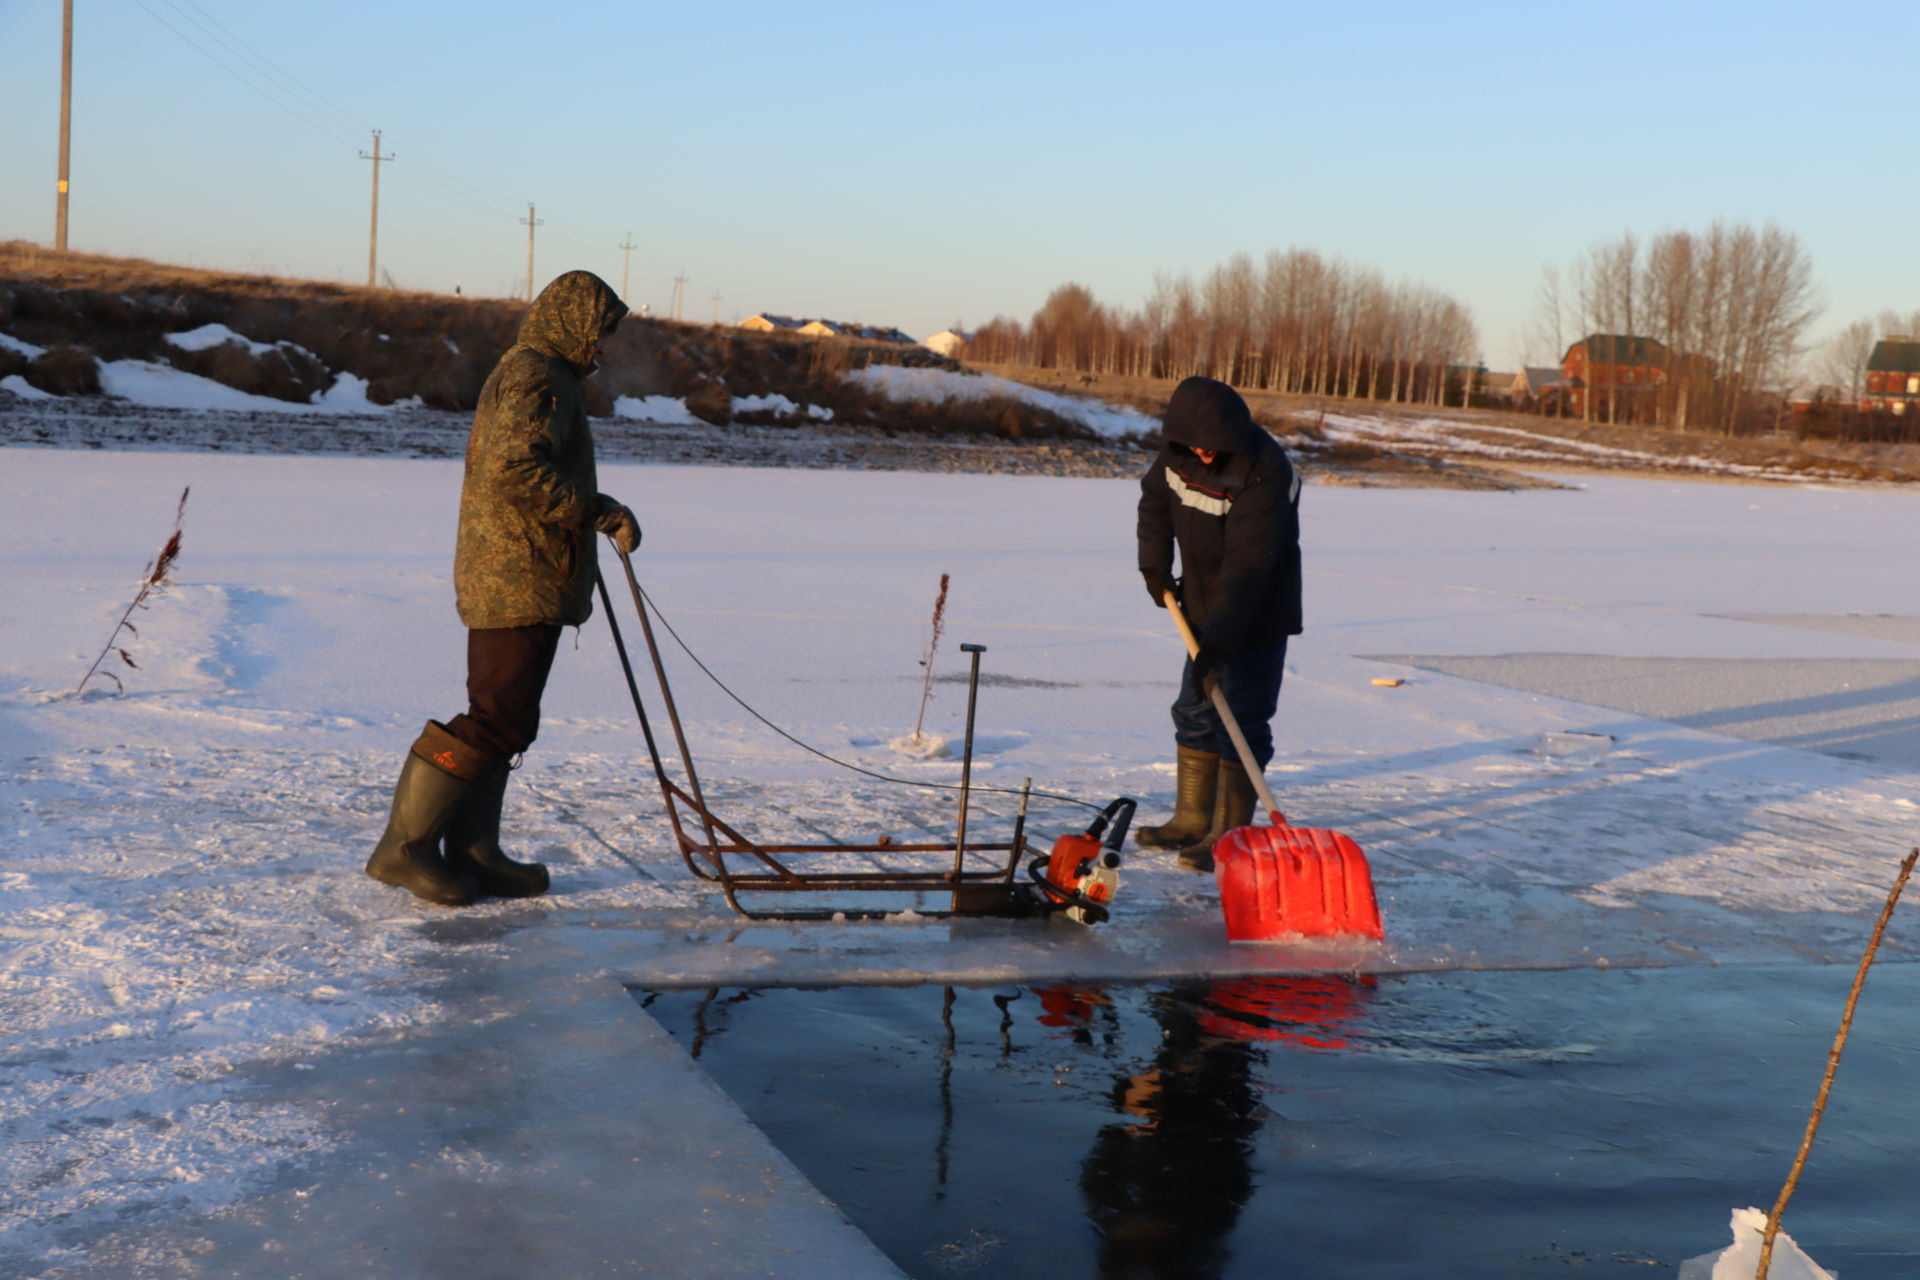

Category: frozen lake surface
[2, 436, 1918, 1275]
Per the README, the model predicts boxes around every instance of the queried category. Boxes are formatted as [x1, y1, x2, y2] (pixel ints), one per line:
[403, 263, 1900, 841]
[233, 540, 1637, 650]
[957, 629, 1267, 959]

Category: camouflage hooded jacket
[454, 271, 629, 630]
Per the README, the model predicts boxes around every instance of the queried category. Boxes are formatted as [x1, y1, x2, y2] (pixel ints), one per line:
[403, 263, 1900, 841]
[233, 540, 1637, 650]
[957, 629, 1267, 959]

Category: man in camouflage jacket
[366, 270, 639, 906]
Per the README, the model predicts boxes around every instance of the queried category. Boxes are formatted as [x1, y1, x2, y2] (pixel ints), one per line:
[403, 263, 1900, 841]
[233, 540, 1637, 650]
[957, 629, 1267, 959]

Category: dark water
[635, 966, 1920, 1279]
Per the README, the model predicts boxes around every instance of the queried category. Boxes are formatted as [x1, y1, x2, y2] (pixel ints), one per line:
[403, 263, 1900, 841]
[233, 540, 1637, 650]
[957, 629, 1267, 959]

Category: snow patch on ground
[1, 329, 50, 360]
[613, 394, 703, 425]
[94, 361, 403, 416]
[848, 364, 1158, 439]
[164, 323, 278, 357]
[1, 374, 54, 400]
[733, 392, 834, 422]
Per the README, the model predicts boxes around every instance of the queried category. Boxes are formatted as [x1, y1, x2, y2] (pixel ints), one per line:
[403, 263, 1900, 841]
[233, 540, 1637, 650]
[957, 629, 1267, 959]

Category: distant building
[924, 329, 973, 358]
[740, 315, 914, 344]
[1563, 333, 1669, 420]
[739, 314, 806, 333]
[1862, 337, 1920, 414]
[1511, 366, 1570, 401]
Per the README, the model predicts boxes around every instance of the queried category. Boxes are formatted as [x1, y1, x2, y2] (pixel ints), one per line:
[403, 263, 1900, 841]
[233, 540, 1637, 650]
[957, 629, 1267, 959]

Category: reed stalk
[1757, 847, 1918, 1279]
[911, 573, 951, 742]
[77, 486, 189, 696]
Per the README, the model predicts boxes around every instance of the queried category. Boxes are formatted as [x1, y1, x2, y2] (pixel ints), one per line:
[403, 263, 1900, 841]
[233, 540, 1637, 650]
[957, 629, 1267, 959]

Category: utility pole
[359, 129, 394, 288]
[710, 289, 722, 326]
[55, 0, 73, 251]
[618, 232, 637, 306]
[520, 203, 543, 301]
[670, 268, 688, 322]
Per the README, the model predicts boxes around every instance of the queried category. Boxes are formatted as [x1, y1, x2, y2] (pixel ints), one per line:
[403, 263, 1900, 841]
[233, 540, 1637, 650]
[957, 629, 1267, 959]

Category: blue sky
[2, 0, 1915, 369]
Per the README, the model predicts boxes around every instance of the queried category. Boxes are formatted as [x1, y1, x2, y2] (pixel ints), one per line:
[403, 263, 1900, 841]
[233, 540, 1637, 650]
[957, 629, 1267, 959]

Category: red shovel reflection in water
[1164, 593, 1384, 942]
[1196, 974, 1378, 1050]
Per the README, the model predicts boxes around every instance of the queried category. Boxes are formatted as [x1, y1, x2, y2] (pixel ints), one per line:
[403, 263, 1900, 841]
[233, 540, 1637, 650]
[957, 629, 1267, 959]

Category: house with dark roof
[1862, 337, 1920, 414]
[1562, 333, 1669, 420]
[739, 314, 915, 345]
[739, 314, 807, 333]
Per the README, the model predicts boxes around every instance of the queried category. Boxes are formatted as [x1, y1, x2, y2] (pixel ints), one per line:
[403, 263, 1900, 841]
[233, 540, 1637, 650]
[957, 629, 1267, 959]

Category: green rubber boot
[1135, 746, 1220, 850]
[1178, 756, 1258, 873]
[444, 767, 550, 898]
[363, 722, 485, 907]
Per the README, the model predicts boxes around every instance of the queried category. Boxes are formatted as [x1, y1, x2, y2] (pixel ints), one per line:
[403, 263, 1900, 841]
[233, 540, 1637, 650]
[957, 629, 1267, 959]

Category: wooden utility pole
[618, 232, 637, 306]
[520, 204, 543, 301]
[359, 130, 394, 288]
[55, 0, 73, 251]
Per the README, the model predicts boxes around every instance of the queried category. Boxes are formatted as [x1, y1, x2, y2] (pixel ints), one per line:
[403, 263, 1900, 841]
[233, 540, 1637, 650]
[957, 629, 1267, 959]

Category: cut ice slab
[1676, 1208, 1835, 1280]
[889, 732, 951, 760]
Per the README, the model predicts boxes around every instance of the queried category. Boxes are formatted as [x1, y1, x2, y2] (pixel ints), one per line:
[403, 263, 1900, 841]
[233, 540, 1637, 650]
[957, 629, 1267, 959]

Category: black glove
[595, 500, 642, 555]
[1191, 643, 1224, 686]
[1142, 568, 1179, 609]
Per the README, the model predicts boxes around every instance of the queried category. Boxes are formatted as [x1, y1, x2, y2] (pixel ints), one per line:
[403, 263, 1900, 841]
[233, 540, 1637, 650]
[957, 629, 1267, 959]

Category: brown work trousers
[443, 624, 563, 760]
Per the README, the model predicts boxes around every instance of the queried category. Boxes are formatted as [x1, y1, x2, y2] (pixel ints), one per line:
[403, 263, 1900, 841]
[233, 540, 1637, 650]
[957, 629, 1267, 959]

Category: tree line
[1525, 221, 1819, 434]
[965, 250, 1481, 407]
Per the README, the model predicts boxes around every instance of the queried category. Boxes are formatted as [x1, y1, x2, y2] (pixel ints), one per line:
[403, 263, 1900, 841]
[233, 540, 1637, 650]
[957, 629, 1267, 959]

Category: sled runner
[598, 550, 1132, 924]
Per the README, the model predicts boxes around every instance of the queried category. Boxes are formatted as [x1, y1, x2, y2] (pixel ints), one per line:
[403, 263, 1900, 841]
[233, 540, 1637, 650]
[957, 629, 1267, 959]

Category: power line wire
[129, 0, 362, 150]
[158, 0, 373, 140]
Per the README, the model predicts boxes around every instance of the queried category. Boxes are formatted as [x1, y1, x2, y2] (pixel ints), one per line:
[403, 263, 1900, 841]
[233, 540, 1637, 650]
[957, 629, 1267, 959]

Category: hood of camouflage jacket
[518, 271, 629, 375]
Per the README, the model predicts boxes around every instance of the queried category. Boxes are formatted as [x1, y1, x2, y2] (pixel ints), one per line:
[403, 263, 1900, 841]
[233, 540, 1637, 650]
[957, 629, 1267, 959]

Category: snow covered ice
[3, 410, 1919, 1272]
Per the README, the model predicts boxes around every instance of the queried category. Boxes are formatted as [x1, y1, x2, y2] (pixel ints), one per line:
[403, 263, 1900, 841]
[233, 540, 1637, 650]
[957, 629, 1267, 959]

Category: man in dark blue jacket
[1135, 377, 1302, 870]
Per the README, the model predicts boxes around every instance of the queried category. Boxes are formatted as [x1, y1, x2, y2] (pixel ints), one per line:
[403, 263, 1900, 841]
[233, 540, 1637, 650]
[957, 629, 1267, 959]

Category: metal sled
[597, 550, 1123, 923]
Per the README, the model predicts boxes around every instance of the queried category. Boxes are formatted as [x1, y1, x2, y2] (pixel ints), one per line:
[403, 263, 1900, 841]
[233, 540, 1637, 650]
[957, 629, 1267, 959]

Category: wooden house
[1862, 337, 1920, 414]
[1563, 334, 1669, 420]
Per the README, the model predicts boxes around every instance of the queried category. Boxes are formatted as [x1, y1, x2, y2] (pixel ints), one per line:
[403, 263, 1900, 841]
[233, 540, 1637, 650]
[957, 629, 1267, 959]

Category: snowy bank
[848, 364, 1159, 439]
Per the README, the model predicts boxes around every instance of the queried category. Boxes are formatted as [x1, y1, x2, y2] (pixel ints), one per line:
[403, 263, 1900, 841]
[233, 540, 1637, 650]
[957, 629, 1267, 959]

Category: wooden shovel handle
[1163, 591, 1284, 825]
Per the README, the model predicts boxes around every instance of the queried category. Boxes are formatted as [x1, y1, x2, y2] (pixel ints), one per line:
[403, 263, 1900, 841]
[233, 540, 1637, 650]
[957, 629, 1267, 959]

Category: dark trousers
[1170, 637, 1288, 769]
[445, 625, 563, 759]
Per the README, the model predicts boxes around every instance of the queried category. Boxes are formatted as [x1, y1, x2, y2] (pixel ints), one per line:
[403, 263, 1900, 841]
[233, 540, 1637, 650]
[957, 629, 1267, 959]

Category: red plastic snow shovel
[1164, 592, 1384, 941]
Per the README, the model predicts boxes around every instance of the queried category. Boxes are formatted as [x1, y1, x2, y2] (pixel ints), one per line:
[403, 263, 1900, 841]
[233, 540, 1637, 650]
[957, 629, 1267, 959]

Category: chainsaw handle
[1162, 591, 1285, 826]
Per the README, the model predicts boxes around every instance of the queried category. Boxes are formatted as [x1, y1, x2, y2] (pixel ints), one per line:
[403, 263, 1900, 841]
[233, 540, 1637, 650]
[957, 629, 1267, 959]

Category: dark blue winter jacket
[1137, 377, 1302, 650]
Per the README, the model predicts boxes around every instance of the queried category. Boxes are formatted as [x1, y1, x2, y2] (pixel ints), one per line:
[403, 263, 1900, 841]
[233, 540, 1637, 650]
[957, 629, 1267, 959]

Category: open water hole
[635, 965, 1920, 1279]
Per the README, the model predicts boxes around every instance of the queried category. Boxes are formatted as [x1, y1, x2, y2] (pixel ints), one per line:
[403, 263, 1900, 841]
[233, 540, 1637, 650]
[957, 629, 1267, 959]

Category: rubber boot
[1135, 746, 1220, 849]
[363, 722, 485, 907]
[444, 767, 550, 898]
[1178, 757, 1259, 873]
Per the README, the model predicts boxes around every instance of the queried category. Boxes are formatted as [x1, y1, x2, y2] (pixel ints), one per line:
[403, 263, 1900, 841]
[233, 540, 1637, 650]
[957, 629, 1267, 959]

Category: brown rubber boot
[1178, 756, 1259, 873]
[444, 767, 550, 898]
[364, 721, 494, 907]
[1135, 746, 1220, 850]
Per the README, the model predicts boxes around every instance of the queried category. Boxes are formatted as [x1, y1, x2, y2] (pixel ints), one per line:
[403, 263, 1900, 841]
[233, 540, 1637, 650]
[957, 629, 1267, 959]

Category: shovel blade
[1214, 822, 1383, 942]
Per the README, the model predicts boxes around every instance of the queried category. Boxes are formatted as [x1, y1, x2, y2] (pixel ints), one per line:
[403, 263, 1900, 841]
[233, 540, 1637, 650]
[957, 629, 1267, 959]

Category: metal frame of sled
[597, 551, 1089, 923]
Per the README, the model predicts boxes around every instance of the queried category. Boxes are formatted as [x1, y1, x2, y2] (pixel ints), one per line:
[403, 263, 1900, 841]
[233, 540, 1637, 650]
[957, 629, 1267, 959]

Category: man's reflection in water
[1070, 976, 1375, 1279]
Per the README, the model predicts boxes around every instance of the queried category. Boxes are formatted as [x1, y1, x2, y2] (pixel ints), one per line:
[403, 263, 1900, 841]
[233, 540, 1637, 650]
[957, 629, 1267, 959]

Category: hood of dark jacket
[518, 270, 629, 374]
[1161, 376, 1259, 456]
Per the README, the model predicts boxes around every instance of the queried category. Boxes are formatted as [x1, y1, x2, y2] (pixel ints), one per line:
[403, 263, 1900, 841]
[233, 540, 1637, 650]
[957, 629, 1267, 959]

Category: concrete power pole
[520, 204, 543, 301]
[55, 0, 73, 251]
[618, 232, 637, 306]
[359, 130, 394, 288]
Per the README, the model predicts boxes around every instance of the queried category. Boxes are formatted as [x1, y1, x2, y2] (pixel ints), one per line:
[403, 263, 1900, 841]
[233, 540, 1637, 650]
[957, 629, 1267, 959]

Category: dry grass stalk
[1757, 846, 1918, 1279]
[77, 486, 190, 696]
[911, 572, 951, 742]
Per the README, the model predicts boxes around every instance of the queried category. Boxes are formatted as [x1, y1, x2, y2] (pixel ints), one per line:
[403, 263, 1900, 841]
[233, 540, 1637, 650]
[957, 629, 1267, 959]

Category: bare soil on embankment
[5, 244, 1918, 487]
